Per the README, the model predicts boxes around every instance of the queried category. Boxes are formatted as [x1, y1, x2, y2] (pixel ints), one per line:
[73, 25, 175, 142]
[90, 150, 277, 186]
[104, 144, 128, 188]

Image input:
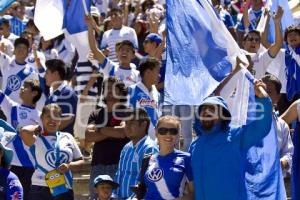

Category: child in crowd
[93, 175, 119, 200]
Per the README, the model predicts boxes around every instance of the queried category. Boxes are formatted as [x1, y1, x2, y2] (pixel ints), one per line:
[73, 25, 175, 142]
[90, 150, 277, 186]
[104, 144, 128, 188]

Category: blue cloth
[114, 136, 158, 199]
[165, 0, 236, 105]
[285, 46, 300, 101]
[144, 150, 193, 200]
[63, 0, 91, 34]
[189, 96, 273, 200]
[292, 122, 300, 200]
[0, 168, 23, 200]
[0, 0, 15, 13]
[237, 9, 262, 32]
[45, 84, 78, 134]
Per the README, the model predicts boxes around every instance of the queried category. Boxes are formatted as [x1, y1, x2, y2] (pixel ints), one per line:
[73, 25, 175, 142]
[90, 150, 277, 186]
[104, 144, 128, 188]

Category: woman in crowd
[20, 104, 83, 200]
[143, 115, 194, 200]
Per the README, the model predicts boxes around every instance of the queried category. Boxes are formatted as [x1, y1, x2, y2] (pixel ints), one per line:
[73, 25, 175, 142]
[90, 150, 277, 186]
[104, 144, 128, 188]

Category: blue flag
[0, 0, 15, 13]
[220, 67, 286, 199]
[164, 0, 243, 105]
[63, 0, 91, 61]
[63, 0, 91, 34]
[292, 122, 300, 200]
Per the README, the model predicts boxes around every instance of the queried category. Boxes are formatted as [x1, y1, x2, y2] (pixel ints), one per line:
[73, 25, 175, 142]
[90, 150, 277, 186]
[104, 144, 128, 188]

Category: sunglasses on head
[157, 127, 179, 135]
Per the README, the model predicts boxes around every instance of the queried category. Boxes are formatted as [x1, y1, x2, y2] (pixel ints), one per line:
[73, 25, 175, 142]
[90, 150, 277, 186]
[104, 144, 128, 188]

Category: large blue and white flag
[0, 0, 15, 13]
[34, 0, 91, 60]
[164, 0, 244, 105]
[220, 67, 286, 200]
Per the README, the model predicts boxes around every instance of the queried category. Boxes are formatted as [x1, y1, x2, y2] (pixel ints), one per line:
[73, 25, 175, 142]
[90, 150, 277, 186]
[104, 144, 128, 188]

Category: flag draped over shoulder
[0, 0, 15, 13]
[34, 0, 91, 60]
[164, 0, 242, 105]
[220, 67, 286, 200]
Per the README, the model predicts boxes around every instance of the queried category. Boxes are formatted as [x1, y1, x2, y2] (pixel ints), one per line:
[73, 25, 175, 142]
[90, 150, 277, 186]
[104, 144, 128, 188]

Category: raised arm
[261, 9, 271, 48]
[280, 99, 299, 124]
[268, 6, 284, 58]
[240, 80, 273, 149]
[85, 15, 106, 64]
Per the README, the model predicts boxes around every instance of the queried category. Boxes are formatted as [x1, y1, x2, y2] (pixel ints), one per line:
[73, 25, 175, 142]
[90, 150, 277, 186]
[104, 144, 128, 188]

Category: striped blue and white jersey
[144, 150, 193, 200]
[30, 132, 82, 187]
[10, 16, 27, 36]
[97, 58, 140, 87]
[75, 61, 98, 97]
[0, 91, 42, 168]
[129, 82, 160, 139]
[114, 136, 158, 199]
[100, 26, 138, 63]
[0, 52, 40, 104]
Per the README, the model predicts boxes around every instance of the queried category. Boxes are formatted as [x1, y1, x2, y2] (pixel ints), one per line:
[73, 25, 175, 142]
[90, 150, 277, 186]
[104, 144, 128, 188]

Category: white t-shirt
[100, 26, 138, 63]
[98, 58, 140, 87]
[250, 49, 274, 79]
[31, 132, 82, 187]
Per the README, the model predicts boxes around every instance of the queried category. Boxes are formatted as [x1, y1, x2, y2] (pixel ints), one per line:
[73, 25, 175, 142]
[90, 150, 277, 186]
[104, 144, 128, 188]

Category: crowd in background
[0, 0, 300, 199]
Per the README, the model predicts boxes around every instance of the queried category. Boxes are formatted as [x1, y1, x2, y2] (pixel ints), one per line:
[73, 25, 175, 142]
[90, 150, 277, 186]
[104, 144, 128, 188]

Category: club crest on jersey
[28, 57, 35, 63]
[19, 111, 27, 119]
[7, 75, 21, 91]
[147, 168, 163, 182]
[45, 150, 70, 168]
[139, 98, 157, 108]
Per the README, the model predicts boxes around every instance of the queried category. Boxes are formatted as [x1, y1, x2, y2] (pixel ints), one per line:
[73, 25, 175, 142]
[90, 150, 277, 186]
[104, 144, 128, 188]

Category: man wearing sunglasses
[190, 80, 273, 200]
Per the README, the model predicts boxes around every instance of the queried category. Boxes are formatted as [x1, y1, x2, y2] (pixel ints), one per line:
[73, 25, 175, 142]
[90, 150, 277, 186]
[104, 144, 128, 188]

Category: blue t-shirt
[144, 150, 193, 200]
[0, 168, 23, 200]
[45, 83, 78, 134]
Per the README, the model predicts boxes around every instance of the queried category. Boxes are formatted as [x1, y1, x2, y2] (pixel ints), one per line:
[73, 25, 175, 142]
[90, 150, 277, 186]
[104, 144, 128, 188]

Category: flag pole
[81, 0, 88, 15]
[240, 64, 269, 97]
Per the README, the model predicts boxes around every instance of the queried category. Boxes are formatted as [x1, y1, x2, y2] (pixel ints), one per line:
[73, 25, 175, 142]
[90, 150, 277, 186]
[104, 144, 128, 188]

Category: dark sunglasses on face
[246, 37, 260, 43]
[157, 127, 179, 135]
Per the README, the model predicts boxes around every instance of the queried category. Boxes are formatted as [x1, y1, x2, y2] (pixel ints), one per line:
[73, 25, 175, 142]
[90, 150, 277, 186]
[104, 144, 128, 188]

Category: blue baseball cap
[145, 33, 162, 45]
[0, 15, 12, 26]
[0, 126, 16, 167]
[94, 175, 119, 189]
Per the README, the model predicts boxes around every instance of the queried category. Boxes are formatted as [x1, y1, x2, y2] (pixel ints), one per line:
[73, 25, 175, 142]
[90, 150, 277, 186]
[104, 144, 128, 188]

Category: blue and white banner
[0, 0, 15, 13]
[164, 0, 243, 105]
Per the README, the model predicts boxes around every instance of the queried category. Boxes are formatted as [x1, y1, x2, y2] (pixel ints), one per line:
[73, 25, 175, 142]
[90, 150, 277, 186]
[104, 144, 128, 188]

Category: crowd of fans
[0, 0, 300, 199]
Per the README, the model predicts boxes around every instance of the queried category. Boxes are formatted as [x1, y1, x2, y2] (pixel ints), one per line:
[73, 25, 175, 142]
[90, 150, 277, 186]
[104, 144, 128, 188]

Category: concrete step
[74, 193, 89, 200]
[73, 175, 90, 195]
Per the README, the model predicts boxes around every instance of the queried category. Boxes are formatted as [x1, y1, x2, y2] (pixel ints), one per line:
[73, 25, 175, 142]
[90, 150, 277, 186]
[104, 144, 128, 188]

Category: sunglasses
[246, 37, 260, 43]
[157, 127, 179, 135]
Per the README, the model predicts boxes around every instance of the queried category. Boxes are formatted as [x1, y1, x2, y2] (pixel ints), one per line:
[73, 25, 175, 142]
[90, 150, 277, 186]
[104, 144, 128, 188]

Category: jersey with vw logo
[30, 132, 82, 187]
[144, 150, 193, 200]
[129, 82, 160, 139]
[97, 58, 140, 87]
[0, 91, 42, 167]
[0, 53, 40, 104]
